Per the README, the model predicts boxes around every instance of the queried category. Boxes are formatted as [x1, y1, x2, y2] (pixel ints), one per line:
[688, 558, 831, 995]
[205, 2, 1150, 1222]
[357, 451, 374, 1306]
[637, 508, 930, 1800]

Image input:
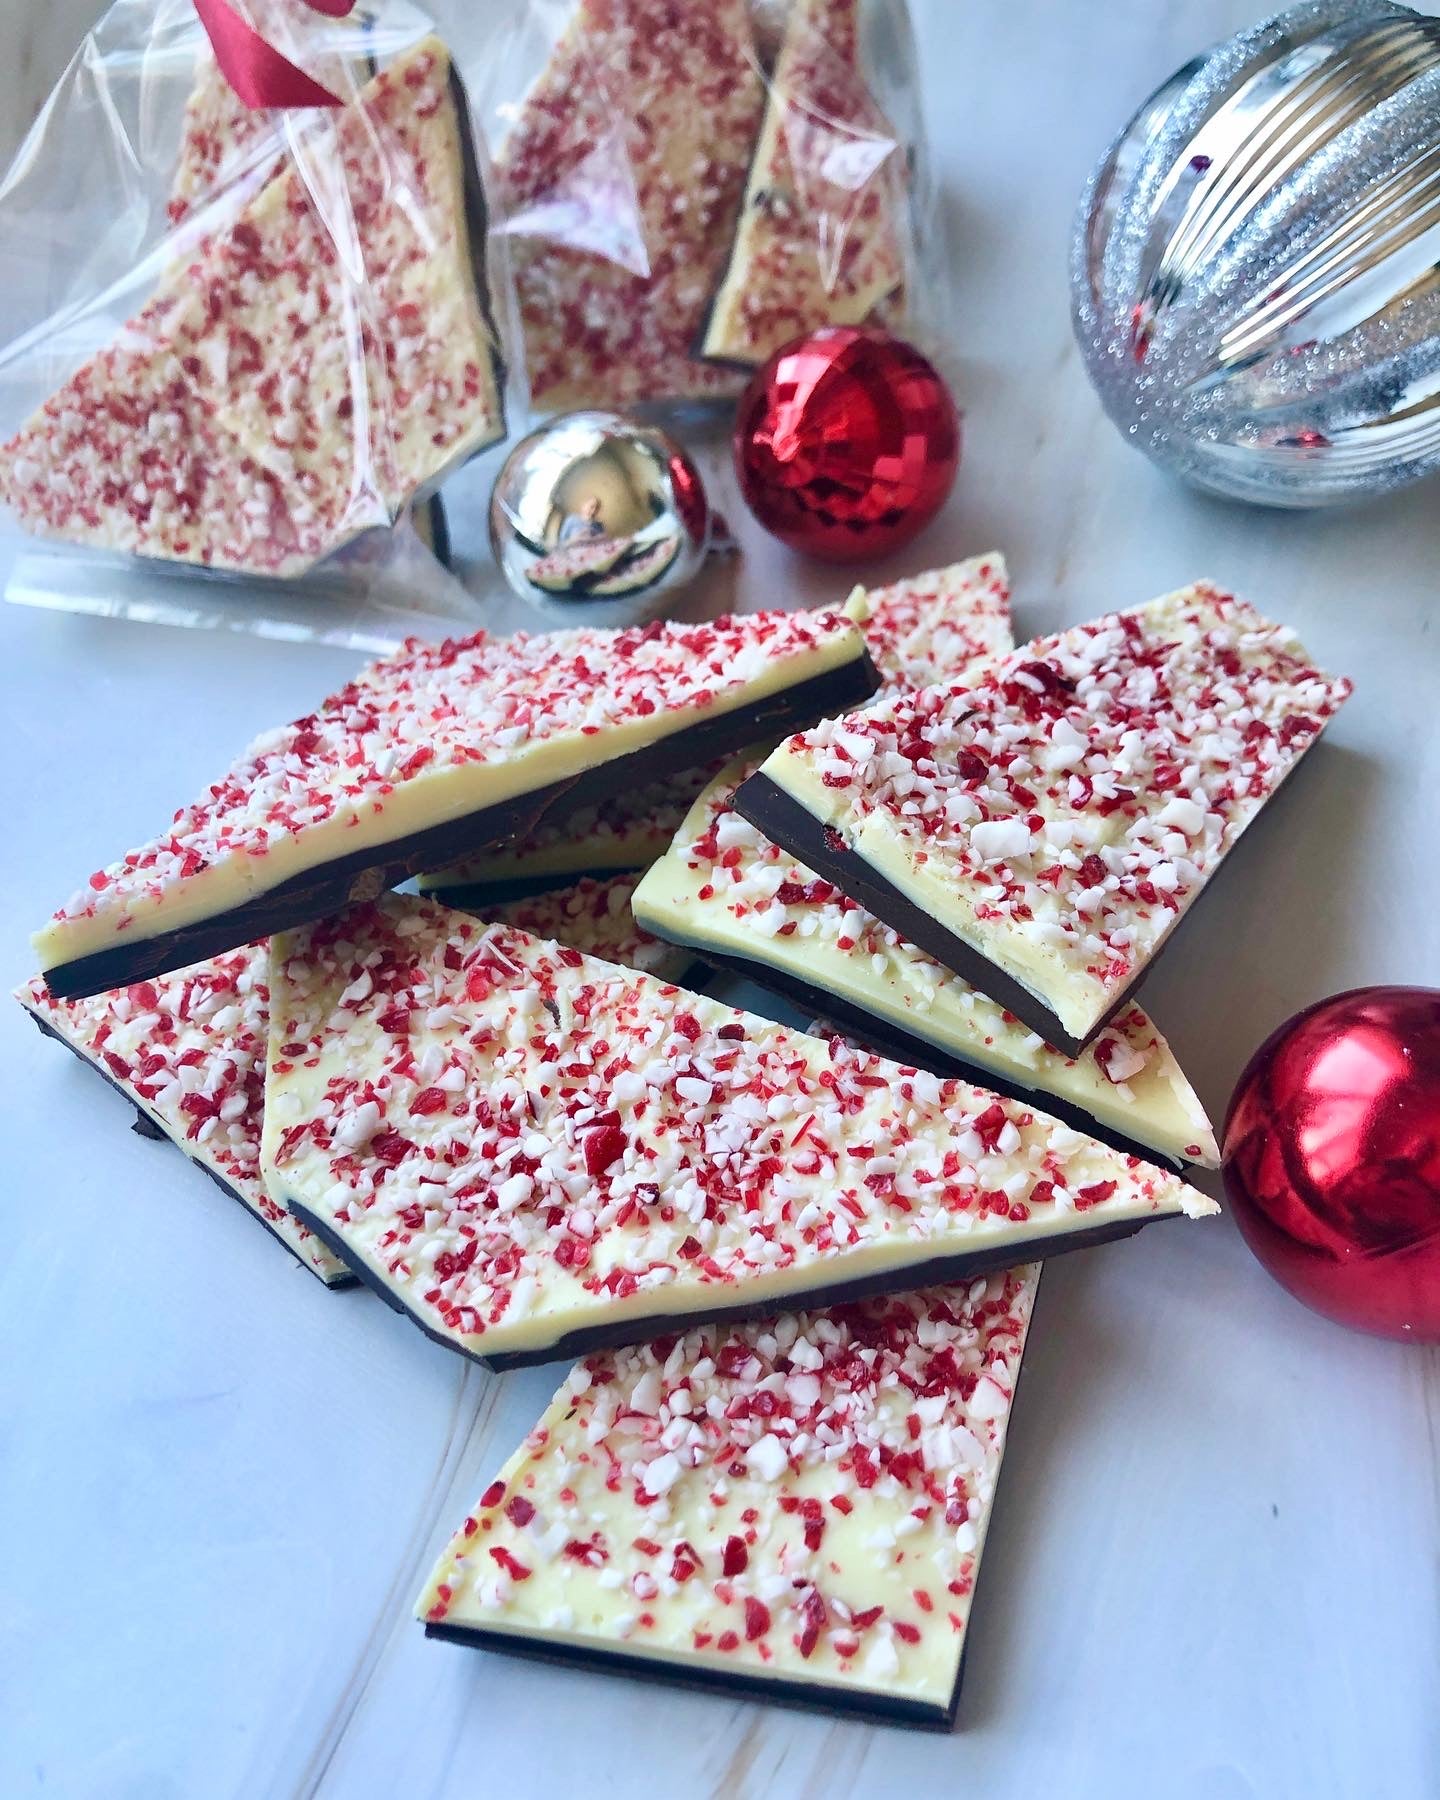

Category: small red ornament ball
[1222, 987, 1440, 1342]
[733, 326, 960, 563]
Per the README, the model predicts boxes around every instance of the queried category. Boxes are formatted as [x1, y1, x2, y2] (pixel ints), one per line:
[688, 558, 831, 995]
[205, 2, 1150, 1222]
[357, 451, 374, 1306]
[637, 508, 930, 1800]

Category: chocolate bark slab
[262, 894, 1214, 1370]
[39, 620, 876, 1001]
[740, 585, 1353, 1053]
[418, 1271, 1039, 1726]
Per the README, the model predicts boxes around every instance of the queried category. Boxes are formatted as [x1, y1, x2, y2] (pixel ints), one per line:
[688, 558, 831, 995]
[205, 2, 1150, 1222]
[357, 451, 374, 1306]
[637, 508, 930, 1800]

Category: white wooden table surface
[2, 3, 1437, 1796]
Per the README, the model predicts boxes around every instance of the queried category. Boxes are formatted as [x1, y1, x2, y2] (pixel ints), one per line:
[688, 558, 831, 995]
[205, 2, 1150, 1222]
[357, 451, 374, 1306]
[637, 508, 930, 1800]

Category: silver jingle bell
[1072, 0, 1440, 507]
[489, 410, 711, 607]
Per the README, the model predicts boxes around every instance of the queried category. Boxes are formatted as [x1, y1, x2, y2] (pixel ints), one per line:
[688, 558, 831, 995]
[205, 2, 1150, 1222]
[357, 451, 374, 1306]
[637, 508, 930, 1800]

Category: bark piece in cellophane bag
[454, 0, 937, 416]
[0, 0, 517, 645]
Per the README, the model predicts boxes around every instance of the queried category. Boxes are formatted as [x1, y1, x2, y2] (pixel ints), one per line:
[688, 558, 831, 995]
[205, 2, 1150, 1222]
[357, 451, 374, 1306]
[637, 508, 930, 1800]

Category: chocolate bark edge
[632, 928, 1188, 1172]
[732, 771, 1105, 1057]
[422, 1620, 958, 1731]
[41, 650, 878, 1002]
[423, 863, 652, 906]
[284, 1183, 1160, 1372]
[22, 1006, 357, 1288]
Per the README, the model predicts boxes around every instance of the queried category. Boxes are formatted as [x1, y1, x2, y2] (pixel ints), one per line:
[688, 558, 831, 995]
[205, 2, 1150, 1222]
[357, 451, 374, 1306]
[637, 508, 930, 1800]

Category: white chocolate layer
[17, 952, 346, 1284]
[419, 1268, 1038, 1720]
[261, 894, 1213, 1363]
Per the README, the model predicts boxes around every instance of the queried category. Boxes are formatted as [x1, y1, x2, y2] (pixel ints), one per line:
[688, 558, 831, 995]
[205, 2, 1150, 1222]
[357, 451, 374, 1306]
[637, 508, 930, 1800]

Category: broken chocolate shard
[698, 0, 907, 369]
[38, 612, 876, 1000]
[418, 1269, 1040, 1726]
[262, 893, 1214, 1370]
[18, 966, 352, 1285]
[742, 584, 1352, 1051]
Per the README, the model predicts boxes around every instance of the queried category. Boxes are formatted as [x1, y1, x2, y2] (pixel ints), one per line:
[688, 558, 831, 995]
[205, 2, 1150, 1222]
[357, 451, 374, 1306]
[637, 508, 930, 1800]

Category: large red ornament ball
[1222, 987, 1440, 1342]
[733, 326, 960, 562]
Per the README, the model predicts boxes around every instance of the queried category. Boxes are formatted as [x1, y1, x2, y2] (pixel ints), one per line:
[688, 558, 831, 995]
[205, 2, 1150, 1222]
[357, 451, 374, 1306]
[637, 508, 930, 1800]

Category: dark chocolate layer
[23, 1006, 357, 1287]
[423, 1620, 958, 1730]
[732, 771, 1104, 1056]
[284, 1181, 1161, 1372]
[43, 653, 878, 1002]
[637, 928, 1187, 1171]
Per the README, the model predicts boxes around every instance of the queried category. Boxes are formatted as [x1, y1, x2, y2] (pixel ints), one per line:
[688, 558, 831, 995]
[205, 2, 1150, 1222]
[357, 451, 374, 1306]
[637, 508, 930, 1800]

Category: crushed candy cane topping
[419, 1269, 1037, 1699]
[18, 951, 341, 1281]
[761, 584, 1352, 1023]
[45, 607, 862, 941]
[487, 874, 692, 981]
[263, 893, 1209, 1358]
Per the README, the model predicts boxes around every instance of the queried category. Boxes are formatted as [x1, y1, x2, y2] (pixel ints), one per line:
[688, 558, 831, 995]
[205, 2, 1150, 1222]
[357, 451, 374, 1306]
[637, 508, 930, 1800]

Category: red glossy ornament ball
[733, 326, 960, 562]
[1222, 987, 1440, 1342]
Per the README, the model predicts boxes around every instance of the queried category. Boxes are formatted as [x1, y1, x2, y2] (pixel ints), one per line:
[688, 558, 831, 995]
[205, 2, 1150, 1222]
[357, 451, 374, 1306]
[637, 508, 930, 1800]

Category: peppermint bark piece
[261, 893, 1214, 1369]
[36, 607, 875, 1000]
[699, 0, 907, 368]
[632, 762, 1218, 1167]
[495, 0, 762, 409]
[484, 874, 699, 984]
[157, 37, 505, 539]
[737, 584, 1353, 1054]
[419, 556, 1010, 903]
[419, 1267, 1038, 1727]
[0, 38, 502, 574]
[16, 952, 348, 1285]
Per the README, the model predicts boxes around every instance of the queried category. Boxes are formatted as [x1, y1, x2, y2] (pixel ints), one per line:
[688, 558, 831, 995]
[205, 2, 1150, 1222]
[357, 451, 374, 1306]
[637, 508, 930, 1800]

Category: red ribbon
[192, 0, 357, 109]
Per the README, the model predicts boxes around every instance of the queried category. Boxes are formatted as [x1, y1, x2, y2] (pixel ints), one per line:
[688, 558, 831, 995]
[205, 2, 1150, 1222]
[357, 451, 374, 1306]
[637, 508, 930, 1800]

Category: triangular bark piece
[737, 585, 1353, 1051]
[261, 893, 1214, 1369]
[699, 0, 907, 367]
[419, 1266, 1039, 1726]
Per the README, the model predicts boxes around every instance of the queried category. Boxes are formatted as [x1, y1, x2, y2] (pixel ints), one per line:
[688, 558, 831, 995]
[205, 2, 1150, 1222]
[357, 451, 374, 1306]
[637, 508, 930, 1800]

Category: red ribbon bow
[193, 0, 357, 109]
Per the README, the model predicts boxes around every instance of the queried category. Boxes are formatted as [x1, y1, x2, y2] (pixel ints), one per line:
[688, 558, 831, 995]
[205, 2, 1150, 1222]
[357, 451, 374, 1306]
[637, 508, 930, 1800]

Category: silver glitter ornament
[489, 411, 710, 608]
[1073, 0, 1440, 507]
